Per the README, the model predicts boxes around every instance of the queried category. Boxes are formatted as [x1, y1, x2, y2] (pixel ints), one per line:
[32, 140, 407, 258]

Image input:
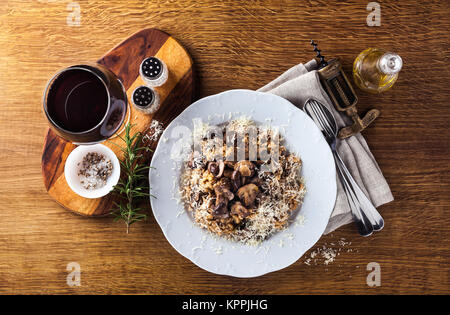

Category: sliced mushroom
[207, 161, 225, 178]
[208, 162, 219, 176]
[231, 170, 242, 191]
[230, 201, 252, 224]
[234, 160, 255, 177]
[237, 183, 259, 207]
[214, 185, 234, 205]
[212, 202, 229, 219]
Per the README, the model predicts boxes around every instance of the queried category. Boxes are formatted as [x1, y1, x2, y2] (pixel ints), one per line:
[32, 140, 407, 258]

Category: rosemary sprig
[111, 123, 153, 233]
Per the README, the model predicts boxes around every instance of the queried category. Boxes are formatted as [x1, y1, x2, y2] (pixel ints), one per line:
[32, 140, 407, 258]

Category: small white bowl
[64, 144, 121, 199]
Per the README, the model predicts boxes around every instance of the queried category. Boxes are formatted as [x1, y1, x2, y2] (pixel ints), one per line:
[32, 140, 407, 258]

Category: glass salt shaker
[139, 57, 168, 87]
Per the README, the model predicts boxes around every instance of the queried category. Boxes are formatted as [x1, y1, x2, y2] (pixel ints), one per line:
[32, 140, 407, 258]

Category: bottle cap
[378, 53, 403, 75]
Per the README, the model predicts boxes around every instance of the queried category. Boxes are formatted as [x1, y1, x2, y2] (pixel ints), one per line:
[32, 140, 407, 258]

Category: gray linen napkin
[258, 59, 394, 234]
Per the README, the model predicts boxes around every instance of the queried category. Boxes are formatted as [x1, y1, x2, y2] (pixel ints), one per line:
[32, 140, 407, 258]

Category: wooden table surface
[0, 0, 449, 295]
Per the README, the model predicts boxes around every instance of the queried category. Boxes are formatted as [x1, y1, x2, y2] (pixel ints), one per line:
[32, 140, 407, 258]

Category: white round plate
[149, 89, 336, 277]
[64, 144, 121, 199]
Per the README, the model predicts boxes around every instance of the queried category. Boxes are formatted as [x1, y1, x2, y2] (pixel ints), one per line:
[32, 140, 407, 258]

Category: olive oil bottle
[353, 48, 403, 93]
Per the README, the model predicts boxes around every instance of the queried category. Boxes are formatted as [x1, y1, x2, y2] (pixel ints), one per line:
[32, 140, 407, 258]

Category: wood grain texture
[0, 0, 449, 294]
[41, 28, 194, 216]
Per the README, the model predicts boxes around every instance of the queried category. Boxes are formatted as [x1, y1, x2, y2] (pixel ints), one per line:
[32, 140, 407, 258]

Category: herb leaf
[111, 123, 153, 233]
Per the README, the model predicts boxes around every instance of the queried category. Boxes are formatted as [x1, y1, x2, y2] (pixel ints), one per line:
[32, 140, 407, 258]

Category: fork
[304, 99, 384, 237]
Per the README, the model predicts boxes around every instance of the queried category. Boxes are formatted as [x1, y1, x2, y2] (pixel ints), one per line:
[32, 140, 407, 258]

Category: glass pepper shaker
[131, 85, 160, 114]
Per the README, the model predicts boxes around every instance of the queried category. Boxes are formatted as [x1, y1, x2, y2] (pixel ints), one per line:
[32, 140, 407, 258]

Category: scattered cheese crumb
[303, 238, 354, 266]
[144, 120, 164, 141]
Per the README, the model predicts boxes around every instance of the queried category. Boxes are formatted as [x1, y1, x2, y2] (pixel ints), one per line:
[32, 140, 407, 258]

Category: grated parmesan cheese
[144, 119, 164, 141]
[303, 238, 355, 266]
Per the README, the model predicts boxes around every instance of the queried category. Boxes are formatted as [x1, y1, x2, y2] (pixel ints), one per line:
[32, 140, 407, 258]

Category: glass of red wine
[43, 63, 128, 144]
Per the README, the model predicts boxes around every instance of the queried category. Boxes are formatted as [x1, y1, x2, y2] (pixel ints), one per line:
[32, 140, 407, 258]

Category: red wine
[46, 69, 108, 132]
[44, 64, 128, 143]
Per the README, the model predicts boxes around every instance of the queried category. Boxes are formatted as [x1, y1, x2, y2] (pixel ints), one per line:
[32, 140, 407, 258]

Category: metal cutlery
[303, 99, 384, 237]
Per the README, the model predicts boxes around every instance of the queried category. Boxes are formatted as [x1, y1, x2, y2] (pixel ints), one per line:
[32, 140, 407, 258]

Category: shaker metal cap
[132, 85, 154, 108]
[141, 57, 163, 79]
[139, 56, 168, 87]
[131, 85, 161, 114]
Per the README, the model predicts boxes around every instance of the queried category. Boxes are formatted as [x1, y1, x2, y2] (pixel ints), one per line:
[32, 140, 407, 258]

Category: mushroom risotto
[180, 118, 306, 245]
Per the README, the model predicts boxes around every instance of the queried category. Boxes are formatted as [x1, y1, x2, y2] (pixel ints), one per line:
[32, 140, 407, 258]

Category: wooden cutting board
[41, 28, 195, 216]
